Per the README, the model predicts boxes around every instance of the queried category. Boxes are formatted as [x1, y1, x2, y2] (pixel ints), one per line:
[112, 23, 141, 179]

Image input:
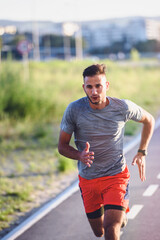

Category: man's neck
[89, 97, 109, 110]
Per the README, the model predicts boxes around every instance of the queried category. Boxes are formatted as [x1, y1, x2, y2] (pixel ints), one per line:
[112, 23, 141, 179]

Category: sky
[0, 0, 160, 22]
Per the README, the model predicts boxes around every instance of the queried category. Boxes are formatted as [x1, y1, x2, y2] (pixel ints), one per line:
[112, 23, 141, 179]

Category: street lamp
[0, 27, 4, 66]
[32, 0, 40, 61]
[75, 23, 83, 60]
[63, 22, 83, 60]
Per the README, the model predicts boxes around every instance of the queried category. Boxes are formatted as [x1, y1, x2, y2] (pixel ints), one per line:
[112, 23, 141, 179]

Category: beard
[86, 95, 100, 105]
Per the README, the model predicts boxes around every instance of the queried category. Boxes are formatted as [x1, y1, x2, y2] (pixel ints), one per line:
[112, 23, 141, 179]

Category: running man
[58, 64, 155, 240]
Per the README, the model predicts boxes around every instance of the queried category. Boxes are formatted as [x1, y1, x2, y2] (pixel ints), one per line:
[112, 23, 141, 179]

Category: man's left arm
[132, 109, 155, 181]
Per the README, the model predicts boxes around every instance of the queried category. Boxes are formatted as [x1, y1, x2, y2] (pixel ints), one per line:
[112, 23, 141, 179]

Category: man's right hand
[79, 142, 94, 167]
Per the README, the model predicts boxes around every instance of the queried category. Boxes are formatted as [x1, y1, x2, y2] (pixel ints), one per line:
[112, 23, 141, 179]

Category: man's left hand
[132, 153, 146, 182]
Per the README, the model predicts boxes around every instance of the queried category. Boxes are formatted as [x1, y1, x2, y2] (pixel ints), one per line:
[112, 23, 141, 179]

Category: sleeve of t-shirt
[122, 99, 143, 122]
[60, 103, 76, 135]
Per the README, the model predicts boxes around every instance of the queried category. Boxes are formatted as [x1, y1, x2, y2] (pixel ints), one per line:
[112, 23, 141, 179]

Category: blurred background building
[0, 16, 160, 60]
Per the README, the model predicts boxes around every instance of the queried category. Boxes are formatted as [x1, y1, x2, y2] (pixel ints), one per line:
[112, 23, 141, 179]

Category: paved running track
[10, 126, 160, 240]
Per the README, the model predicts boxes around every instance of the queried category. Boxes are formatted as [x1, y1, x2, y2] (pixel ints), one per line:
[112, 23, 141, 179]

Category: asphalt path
[11, 126, 160, 240]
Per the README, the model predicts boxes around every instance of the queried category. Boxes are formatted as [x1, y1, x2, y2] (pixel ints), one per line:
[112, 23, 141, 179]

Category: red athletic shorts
[79, 166, 130, 219]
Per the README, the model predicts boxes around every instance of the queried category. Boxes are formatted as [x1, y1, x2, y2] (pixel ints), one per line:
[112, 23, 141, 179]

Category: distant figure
[58, 64, 155, 240]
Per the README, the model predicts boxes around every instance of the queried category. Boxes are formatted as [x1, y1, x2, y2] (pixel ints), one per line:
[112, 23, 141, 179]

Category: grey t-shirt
[60, 97, 143, 179]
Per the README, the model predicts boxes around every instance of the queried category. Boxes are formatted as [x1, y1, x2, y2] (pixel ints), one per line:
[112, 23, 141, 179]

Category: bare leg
[103, 209, 125, 240]
[88, 215, 104, 238]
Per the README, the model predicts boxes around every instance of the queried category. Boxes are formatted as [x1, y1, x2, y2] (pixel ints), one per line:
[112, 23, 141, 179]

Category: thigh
[88, 215, 104, 237]
[79, 175, 104, 237]
[103, 209, 125, 240]
[104, 209, 125, 228]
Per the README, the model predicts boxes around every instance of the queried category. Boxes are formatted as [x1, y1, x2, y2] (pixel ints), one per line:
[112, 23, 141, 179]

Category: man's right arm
[58, 130, 94, 167]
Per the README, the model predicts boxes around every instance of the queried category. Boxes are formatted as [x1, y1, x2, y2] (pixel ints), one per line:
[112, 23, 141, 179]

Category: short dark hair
[83, 64, 106, 79]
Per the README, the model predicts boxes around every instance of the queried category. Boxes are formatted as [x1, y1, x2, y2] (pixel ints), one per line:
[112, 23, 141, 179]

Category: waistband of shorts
[79, 165, 129, 183]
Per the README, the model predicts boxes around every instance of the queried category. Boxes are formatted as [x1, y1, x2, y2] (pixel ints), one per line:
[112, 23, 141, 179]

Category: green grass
[0, 58, 160, 233]
[0, 177, 33, 228]
[1, 59, 160, 123]
[55, 149, 76, 172]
